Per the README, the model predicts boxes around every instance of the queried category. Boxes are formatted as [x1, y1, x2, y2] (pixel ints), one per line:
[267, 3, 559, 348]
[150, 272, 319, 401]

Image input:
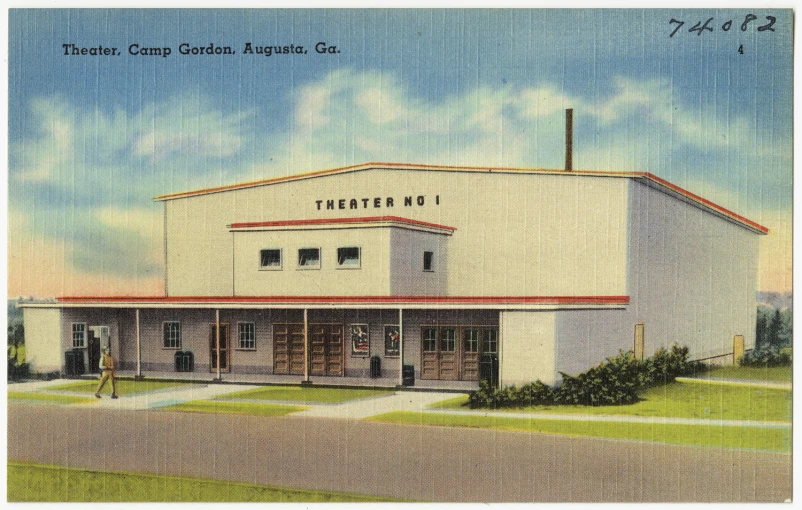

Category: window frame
[423, 251, 434, 272]
[237, 322, 256, 350]
[259, 248, 283, 270]
[297, 247, 321, 269]
[163, 321, 182, 350]
[71, 323, 87, 348]
[336, 246, 361, 269]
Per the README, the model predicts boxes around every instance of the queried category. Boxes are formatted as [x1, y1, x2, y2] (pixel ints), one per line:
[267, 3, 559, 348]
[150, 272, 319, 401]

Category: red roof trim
[229, 216, 456, 232]
[56, 295, 630, 305]
[641, 173, 769, 234]
[153, 161, 767, 235]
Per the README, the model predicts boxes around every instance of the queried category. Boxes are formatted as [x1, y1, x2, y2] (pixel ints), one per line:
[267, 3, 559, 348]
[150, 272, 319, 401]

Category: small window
[464, 329, 480, 353]
[260, 249, 282, 269]
[337, 247, 361, 268]
[238, 322, 256, 350]
[440, 328, 456, 352]
[484, 328, 498, 353]
[163, 321, 182, 349]
[298, 248, 320, 268]
[422, 328, 438, 352]
[423, 251, 434, 271]
[72, 323, 87, 348]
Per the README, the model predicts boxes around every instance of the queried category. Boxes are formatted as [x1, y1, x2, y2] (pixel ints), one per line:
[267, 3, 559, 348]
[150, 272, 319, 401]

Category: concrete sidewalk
[9, 378, 791, 429]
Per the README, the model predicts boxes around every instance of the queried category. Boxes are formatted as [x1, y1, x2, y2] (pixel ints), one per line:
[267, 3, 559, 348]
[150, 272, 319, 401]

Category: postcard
[7, 8, 793, 503]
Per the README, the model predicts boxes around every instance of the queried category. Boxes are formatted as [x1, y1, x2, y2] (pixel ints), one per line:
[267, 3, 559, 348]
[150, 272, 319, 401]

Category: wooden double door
[421, 326, 498, 381]
[272, 323, 344, 377]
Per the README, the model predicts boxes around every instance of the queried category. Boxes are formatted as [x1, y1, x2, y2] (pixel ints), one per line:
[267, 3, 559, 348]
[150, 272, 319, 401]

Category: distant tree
[755, 314, 768, 349]
[767, 309, 783, 349]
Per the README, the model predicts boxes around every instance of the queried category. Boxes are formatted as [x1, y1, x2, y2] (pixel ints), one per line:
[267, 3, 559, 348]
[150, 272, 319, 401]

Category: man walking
[95, 346, 119, 399]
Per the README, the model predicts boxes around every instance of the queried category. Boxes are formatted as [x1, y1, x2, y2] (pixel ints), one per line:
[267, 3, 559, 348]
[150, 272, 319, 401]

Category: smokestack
[565, 108, 573, 171]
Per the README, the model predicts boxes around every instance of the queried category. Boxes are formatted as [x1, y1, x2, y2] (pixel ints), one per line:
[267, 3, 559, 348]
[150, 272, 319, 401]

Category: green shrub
[469, 344, 706, 409]
[739, 346, 792, 367]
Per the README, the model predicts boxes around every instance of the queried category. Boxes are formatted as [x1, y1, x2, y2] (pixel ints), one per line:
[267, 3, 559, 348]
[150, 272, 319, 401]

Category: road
[7, 403, 792, 502]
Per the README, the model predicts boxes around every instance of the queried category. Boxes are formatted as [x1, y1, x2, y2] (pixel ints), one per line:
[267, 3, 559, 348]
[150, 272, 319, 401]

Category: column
[398, 308, 404, 386]
[135, 308, 142, 379]
[215, 309, 221, 380]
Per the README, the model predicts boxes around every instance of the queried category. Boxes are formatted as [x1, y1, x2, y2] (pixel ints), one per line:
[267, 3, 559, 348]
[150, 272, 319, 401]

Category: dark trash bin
[402, 364, 415, 386]
[370, 356, 381, 378]
[64, 349, 85, 377]
[175, 351, 194, 372]
[479, 353, 499, 388]
[184, 351, 194, 372]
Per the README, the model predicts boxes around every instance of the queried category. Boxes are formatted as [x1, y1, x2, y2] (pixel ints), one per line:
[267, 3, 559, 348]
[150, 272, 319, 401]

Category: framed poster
[350, 324, 369, 357]
[384, 325, 400, 357]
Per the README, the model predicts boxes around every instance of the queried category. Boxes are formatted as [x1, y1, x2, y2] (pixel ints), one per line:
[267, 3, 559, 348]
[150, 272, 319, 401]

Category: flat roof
[28, 295, 630, 311]
[153, 162, 768, 235]
[228, 216, 456, 235]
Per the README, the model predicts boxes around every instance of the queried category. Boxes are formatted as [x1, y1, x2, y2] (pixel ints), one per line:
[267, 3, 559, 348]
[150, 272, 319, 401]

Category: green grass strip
[434, 382, 791, 422]
[8, 392, 97, 405]
[703, 365, 792, 382]
[163, 400, 307, 417]
[217, 385, 393, 403]
[370, 411, 791, 452]
[44, 379, 188, 394]
[7, 461, 402, 502]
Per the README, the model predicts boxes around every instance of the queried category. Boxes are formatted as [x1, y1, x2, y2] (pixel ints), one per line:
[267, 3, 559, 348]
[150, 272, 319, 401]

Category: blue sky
[7, 8, 793, 296]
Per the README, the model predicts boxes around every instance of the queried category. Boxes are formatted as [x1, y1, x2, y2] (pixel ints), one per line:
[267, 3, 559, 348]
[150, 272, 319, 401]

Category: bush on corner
[469, 344, 705, 409]
[738, 346, 792, 367]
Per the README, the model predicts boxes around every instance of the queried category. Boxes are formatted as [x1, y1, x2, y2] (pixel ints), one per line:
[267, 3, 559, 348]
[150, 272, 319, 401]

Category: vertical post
[215, 309, 221, 380]
[135, 308, 142, 378]
[565, 108, 573, 171]
[634, 323, 645, 361]
[398, 308, 404, 386]
[303, 309, 309, 383]
[733, 335, 745, 365]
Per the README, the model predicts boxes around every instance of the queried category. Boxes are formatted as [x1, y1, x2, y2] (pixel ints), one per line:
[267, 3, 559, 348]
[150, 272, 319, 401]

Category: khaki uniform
[95, 352, 118, 397]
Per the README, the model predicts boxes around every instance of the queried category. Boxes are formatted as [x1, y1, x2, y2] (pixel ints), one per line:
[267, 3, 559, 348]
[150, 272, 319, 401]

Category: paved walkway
[8, 377, 791, 428]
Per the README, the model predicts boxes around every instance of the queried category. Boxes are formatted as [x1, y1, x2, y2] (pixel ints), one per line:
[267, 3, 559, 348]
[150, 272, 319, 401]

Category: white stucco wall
[499, 311, 557, 386]
[555, 180, 761, 377]
[22, 307, 62, 373]
[232, 228, 393, 296]
[163, 168, 630, 298]
[389, 228, 448, 295]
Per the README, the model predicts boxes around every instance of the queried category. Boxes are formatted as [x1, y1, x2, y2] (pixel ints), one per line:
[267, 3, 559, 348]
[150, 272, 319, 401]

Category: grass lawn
[8, 392, 97, 405]
[370, 412, 791, 452]
[432, 381, 791, 422]
[7, 461, 401, 502]
[702, 365, 792, 382]
[44, 379, 188, 395]
[216, 385, 393, 403]
[163, 400, 307, 417]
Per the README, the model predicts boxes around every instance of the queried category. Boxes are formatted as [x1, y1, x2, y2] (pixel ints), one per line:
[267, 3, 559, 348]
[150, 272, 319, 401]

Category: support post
[634, 323, 645, 361]
[135, 308, 143, 380]
[215, 309, 221, 381]
[303, 309, 310, 384]
[398, 308, 404, 386]
[733, 335, 745, 365]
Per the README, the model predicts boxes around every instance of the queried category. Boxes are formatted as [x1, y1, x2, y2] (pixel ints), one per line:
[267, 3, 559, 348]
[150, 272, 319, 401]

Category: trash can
[402, 364, 415, 386]
[175, 351, 194, 372]
[65, 349, 85, 377]
[184, 351, 194, 372]
[370, 356, 381, 378]
[175, 351, 185, 372]
[479, 353, 499, 388]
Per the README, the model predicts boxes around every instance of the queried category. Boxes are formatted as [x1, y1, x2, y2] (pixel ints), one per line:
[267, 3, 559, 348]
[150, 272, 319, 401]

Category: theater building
[22, 162, 766, 389]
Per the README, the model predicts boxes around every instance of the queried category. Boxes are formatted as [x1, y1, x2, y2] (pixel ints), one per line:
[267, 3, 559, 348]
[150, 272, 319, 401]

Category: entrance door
[420, 326, 457, 380]
[209, 323, 230, 372]
[460, 327, 499, 381]
[87, 326, 109, 374]
[460, 328, 481, 380]
[273, 323, 305, 375]
[309, 323, 344, 376]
